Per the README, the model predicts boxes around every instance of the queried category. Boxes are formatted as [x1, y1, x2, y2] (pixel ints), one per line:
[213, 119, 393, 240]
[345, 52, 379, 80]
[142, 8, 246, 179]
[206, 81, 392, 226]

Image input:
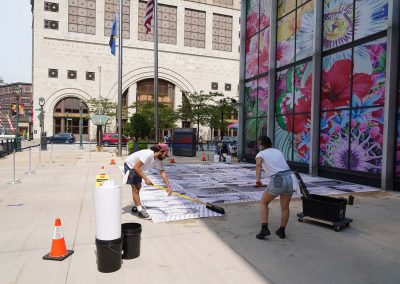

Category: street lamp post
[220, 99, 225, 138]
[13, 86, 22, 151]
[38, 97, 46, 152]
[79, 100, 83, 150]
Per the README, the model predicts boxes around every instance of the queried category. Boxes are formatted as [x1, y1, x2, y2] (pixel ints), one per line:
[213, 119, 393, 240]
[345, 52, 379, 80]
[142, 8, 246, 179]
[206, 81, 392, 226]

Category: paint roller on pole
[153, 184, 225, 215]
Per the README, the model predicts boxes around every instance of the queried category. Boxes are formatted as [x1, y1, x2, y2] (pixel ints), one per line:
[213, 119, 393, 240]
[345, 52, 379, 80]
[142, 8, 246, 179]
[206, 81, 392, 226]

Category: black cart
[294, 171, 353, 232]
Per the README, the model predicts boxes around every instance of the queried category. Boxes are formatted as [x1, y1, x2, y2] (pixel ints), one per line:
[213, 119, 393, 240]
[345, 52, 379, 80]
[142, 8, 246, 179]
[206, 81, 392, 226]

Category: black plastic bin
[95, 237, 123, 273]
[122, 223, 142, 259]
[302, 194, 347, 222]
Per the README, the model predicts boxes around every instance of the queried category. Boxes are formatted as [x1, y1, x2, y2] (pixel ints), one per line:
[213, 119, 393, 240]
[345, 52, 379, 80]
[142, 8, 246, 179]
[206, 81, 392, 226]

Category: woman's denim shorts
[266, 170, 294, 196]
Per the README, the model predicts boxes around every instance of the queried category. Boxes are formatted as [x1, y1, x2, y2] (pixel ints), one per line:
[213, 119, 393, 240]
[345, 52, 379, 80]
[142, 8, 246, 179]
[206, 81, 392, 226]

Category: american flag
[144, 0, 155, 34]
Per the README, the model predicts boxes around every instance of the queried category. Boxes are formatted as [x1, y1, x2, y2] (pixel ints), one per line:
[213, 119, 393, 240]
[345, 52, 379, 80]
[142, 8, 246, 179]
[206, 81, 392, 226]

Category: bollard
[39, 139, 42, 167]
[26, 145, 35, 175]
[8, 149, 21, 184]
[89, 139, 92, 161]
[50, 141, 54, 163]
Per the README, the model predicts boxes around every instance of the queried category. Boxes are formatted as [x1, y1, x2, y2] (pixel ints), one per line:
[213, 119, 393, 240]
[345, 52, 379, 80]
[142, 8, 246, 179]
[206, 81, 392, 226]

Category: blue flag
[109, 15, 117, 55]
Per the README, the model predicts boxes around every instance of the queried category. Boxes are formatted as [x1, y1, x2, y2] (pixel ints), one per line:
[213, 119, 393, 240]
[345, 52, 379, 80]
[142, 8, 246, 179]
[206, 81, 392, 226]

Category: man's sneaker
[256, 227, 271, 239]
[275, 227, 286, 239]
[137, 208, 150, 219]
[131, 206, 138, 214]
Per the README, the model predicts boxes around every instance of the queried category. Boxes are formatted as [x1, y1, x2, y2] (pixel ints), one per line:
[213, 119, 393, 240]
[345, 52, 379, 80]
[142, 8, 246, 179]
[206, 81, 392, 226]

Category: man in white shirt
[124, 143, 173, 218]
[255, 136, 294, 240]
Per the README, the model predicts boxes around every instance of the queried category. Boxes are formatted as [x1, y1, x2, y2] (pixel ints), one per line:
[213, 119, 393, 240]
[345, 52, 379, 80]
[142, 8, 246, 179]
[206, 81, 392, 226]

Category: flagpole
[117, 0, 123, 156]
[154, 0, 159, 143]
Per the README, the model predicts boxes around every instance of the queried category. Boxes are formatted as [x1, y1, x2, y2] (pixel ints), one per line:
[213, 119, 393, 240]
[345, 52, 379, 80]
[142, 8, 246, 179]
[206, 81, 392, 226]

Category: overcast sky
[0, 0, 32, 84]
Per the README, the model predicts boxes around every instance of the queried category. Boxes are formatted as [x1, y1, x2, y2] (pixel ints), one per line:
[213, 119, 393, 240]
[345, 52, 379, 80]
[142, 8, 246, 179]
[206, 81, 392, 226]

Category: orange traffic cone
[201, 152, 207, 161]
[110, 159, 116, 165]
[170, 155, 175, 164]
[43, 218, 74, 261]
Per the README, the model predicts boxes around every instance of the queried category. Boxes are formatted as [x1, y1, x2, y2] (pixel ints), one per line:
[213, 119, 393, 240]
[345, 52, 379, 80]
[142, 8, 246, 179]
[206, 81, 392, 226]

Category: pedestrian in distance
[254, 136, 294, 240]
[124, 143, 173, 219]
[198, 136, 204, 151]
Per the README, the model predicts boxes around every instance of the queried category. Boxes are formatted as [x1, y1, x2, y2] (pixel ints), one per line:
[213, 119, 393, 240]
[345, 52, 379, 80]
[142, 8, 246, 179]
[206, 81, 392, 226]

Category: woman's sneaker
[131, 206, 138, 214]
[137, 208, 150, 219]
[256, 227, 271, 239]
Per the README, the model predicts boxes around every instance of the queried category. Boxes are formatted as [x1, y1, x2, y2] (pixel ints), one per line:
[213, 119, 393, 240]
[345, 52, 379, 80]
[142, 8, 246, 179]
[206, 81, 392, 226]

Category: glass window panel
[396, 108, 400, 177]
[296, 0, 314, 60]
[298, 0, 311, 5]
[245, 80, 258, 118]
[246, 0, 260, 39]
[277, 12, 295, 68]
[275, 114, 293, 161]
[276, 68, 294, 115]
[354, 0, 388, 40]
[294, 62, 312, 114]
[245, 117, 258, 156]
[293, 112, 311, 163]
[257, 116, 268, 137]
[321, 49, 352, 110]
[319, 110, 350, 169]
[257, 76, 269, 116]
[352, 37, 387, 108]
[259, 0, 271, 30]
[258, 27, 270, 74]
[350, 107, 384, 174]
[278, 0, 296, 18]
[323, 0, 353, 51]
[245, 35, 259, 79]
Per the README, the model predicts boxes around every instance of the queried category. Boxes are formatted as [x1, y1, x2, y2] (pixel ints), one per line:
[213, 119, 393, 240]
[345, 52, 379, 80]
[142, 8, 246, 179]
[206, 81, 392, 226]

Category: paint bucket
[121, 223, 142, 259]
[214, 155, 220, 162]
[225, 155, 231, 163]
[95, 237, 122, 273]
[348, 195, 354, 205]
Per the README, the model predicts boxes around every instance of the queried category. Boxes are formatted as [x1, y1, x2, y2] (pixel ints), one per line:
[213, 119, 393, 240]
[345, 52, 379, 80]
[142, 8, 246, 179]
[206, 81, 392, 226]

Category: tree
[176, 91, 223, 139]
[205, 97, 238, 140]
[124, 112, 151, 139]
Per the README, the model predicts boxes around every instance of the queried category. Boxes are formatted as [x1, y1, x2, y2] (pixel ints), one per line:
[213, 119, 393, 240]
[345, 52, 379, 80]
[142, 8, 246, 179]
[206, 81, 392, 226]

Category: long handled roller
[153, 184, 225, 215]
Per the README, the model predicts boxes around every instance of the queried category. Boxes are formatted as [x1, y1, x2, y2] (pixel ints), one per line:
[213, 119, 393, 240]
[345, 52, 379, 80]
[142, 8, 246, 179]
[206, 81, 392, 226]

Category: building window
[136, 78, 174, 108]
[212, 14, 232, 52]
[48, 69, 58, 78]
[211, 82, 218, 90]
[138, 1, 177, 45]
[44, 20, 59, 30]
[86, 72, 95, 81]
[104, 0, 130, 38]
[68, 0, 96, 35]
[44, 2, 59, 12]
[67, 70, 77, 79]
[184, 9, 206, 48]
[225, 83, 231, 91]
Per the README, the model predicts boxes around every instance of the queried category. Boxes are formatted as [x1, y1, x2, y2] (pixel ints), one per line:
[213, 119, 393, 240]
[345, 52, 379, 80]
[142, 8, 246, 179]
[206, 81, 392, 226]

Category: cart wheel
[346, 223, 350, 227]
[334, 226, 341, 232]
[298, 217, 303, 222]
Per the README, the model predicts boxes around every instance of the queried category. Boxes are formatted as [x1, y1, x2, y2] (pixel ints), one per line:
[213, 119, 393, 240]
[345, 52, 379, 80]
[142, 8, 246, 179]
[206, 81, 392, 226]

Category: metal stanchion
[8, 148, 21, 184]
[26, 145, 35, 175]
[39, 138, 42, 167]
[50, 141, 54, 163]
[89, 139, 91, 161]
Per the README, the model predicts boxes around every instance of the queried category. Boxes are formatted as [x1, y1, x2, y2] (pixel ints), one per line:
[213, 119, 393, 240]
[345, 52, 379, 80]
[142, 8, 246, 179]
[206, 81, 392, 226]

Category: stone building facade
[31, 0, 241, 140]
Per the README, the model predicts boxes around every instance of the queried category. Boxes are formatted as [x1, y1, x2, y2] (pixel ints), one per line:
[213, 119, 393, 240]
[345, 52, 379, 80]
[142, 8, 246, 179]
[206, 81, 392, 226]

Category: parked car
[48, 133, 76, 144]
[101, 133, 130, 146]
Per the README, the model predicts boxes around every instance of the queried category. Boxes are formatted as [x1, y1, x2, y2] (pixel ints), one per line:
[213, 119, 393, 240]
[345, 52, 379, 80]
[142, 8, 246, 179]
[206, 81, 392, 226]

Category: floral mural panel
[296, 0, 314, 61]
[245, 35, 259, 79]
[321, 49, 352, 110]
[323, 0, 353, 51]
[294, 62, 312, 114]
[275, 114, 293, 161]
[319, 110, 350, 169]
[247, 0, 260, 39]
[245, 117, 258, 156]
[276, 68, 294, 115]
[349, 107, 384, 174]
[257, 76, 269, 116]
[354, 0, 388, 40]
[259, 28, 270, 74]
[293, 112, 311, 163]
[257, 117, 268, 138]
[298, 0, 312, 5]
[278, 0, 296, 19]
[245, 80, 258, 118]
[260, 0, 271, 30]
[277, 12, 295, 68]
[352, 38, 387, 108]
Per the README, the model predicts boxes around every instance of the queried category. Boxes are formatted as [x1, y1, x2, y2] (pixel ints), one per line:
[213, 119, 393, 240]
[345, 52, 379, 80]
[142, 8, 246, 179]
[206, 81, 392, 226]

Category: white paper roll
[92, 180, 121, 240]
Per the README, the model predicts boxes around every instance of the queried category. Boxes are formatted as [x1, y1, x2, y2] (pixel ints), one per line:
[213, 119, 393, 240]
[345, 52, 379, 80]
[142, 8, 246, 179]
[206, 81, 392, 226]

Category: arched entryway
[136, 78, 175, 107]
[53, 97, 89, 140]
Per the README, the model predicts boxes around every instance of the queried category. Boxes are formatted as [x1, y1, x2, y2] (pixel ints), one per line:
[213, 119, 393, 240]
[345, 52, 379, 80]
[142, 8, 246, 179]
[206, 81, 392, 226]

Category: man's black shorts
[124, 163, 142, 185]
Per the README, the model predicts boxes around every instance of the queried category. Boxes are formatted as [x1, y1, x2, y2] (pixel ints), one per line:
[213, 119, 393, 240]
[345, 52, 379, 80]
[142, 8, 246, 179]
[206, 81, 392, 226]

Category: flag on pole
[144, 0, 155, 34]
[109, 14, 117, 55]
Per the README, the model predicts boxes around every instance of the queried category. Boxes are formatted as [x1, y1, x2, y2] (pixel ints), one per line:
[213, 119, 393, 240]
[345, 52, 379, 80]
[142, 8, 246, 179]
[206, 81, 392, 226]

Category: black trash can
[95, 237, 123, 273]
[122, 223, 142, 259]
